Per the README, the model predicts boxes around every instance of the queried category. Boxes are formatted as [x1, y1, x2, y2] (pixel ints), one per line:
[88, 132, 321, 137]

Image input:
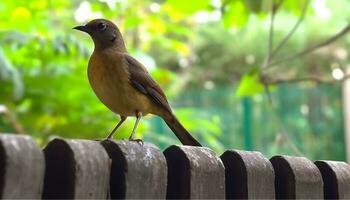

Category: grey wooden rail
[0, 133, 350, 199]
[101, 140, 167, 199]
[164, 145, 225, 199]
[220, 150, 275, 199]
[42, 138, 109, 199]
[270, 155, 324, 199]
[0, 134, 44, 199]
[315, 160, 350, 199]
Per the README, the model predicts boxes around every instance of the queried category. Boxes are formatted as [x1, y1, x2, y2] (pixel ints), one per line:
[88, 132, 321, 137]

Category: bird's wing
[124, 54, 172, 113]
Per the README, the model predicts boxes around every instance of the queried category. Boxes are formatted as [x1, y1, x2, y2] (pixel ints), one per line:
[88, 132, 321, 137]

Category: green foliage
[167, 0, 211, 14]
[222, 0, 249, 27]
[236, 71, 264, 97]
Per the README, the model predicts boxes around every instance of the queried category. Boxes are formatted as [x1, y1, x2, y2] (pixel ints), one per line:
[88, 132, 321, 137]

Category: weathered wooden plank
[101, 140, 167, 199]
[221, 149, 275, 199]
[164, 145, 225, 199]
[42, 138, 110, 199]
[315, 160, 350, 199]
[270, 155, 323, 199]
[0, 133, 45, 199]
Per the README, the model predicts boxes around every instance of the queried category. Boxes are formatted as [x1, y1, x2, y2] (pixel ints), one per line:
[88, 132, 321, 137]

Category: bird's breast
[87, 52, 153, 116]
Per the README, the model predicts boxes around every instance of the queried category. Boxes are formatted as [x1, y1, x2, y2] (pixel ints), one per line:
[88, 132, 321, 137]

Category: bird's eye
[97, 22, 107, 31]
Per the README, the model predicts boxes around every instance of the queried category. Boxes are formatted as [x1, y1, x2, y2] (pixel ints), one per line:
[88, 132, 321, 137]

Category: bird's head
[73, 19, 126, 51]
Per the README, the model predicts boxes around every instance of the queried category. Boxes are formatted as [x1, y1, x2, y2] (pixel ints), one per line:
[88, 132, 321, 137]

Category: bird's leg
[106, 116, 127, 140]
[129, 111, 143, 144]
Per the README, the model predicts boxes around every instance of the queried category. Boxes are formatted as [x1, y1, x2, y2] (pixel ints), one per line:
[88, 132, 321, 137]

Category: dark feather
[125, 54, 172, 112]
[130, 80, 147, 95]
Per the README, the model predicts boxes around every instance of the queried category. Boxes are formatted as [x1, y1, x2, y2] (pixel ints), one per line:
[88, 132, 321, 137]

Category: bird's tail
[164, 113, 202, 146]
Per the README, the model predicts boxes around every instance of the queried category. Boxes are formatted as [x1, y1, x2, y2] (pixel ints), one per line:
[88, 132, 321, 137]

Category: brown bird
[74, 19, 201, 146]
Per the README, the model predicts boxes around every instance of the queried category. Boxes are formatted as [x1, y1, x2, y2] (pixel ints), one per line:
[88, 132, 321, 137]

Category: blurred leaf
[243, 0, 264, 13]
[223, 0, 249, 28]
[167, 0, 211, 14]
[29, 0, 48, 10]
[16, 99, 32, 113]
[10, 7, 32, 31]
[236, 72, 264, 97]
[125, 16, 142, 28]
[163, 3, 186, 21]
[170, 39, 190, 56]
[148, 17, 167, 34]
[151, 68, 175, 85]
[284, 0, 309, 15]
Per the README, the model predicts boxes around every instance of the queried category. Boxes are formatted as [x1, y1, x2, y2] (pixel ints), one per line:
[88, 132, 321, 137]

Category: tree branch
[267, 3, 276, 60]
[263, 73, 350, 85]
[262, 0, 284, 103]
[269, 23, 350, 66]
[269, 0, 310, 61]
[262, 0, 284, 69]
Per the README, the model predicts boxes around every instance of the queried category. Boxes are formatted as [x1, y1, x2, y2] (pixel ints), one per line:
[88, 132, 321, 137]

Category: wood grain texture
[315, 160, 350, 199]
[0, 134, 45, 199]
[164, 145, 225, 199]
[271, 155, 323, 199]
[101, 140, 167, 199]
[221, 150, 275, 199]
[42, 139, 109, 199]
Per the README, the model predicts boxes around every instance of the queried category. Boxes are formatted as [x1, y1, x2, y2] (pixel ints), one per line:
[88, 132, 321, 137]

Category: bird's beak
[73, 25, 89, 33]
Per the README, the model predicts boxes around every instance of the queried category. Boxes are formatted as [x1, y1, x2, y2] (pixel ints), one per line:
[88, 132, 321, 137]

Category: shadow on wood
[270, 155, 323, 199]
[164, 145, 225, 199]
[0, 134, 44, 199]
[315, 160, 350, 199]
[101, 140, 167, 199]
[221, 150, 275, 199]
[42, 138, 109, 199]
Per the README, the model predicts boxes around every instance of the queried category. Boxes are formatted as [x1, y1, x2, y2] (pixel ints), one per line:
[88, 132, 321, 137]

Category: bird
[74, 19, 202, 146]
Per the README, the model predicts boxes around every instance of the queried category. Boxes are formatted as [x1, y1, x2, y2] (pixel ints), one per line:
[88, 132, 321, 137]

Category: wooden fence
[0, 133, 349, 199]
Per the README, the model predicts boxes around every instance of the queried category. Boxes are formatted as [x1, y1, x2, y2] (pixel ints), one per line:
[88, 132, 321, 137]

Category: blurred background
[0, 0, 349, 161]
